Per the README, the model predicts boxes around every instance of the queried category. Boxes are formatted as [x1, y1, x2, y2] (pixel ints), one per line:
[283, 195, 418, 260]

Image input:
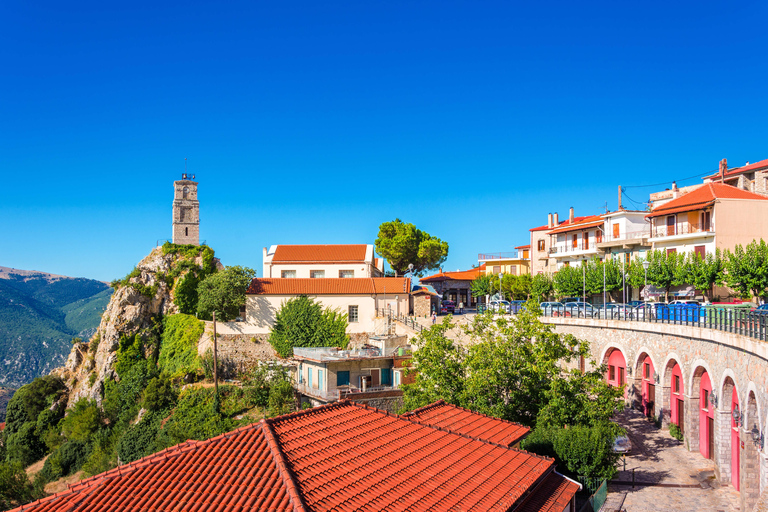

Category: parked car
[563, 302, 595, 317]
[489, 300, 511, 313]
[604, 303, 634, 318]
[752, 304, 768, 315]
[440, 300, 456, 314]
[613, 435, 632, 454]
[633, 303, 656, 319]
[669, 299, 702, 305]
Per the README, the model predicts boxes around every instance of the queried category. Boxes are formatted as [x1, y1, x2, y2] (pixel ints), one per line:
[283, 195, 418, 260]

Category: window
[702, 211, 712, 231]
[185, 227, 188, 236]
[394, 371, 401, 386]
[182, 186, 189, 199]
[613, 223, 620, 239]
[644, 363, 650, 379]
[694, 245, 706, 260]
[308, 368, 313, 388]
[380, 368, 392, 386]
[339, 270, 354, 278]
[609, 365, 616, 381]
[596, 230, 602, 243]
[348, 305, 359, 323]
[702, 389, 709, 409]
[538, 239, 545, 251]
[572, 234, 578, 249]
[674, 375, 680, 394]
[310, 270, 325, 278]
[666, 248, 676, 256]
[666, 216, 676, 236]
[281, 270, 296, 278]
[318, 369, 324, 391]
[337, 371, 350, 387]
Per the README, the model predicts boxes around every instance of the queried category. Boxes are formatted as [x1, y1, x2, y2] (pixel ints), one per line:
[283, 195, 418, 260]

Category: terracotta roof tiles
[420, 264, 486, 283]
[702, 158, 768, 180]
[246, 277, 411, 295]
[546, 215, 605, 235]
[271, 245, 368, 263]
[647, 182, 768, 218]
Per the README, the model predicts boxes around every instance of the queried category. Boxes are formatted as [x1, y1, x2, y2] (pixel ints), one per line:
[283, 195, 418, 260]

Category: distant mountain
[0, 266, 113, 389]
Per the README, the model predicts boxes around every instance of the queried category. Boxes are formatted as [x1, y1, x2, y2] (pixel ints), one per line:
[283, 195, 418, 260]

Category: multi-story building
[702, 157, 768, 196]
[477, 245, 530, 276]
[419, 265, 485, 308]
[262, 244, 384, 278]
[547, 209, 604, 270]
[529, 212, 590, 274]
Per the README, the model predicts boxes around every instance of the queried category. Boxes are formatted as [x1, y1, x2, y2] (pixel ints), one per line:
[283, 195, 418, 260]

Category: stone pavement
[605, 408, 741, 511]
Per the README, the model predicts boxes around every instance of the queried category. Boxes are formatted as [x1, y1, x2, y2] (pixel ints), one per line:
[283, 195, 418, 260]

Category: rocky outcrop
[51, 245, 220, 405]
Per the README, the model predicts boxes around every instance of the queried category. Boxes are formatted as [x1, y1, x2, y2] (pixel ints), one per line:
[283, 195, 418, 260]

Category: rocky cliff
[51, 244, 219, 404]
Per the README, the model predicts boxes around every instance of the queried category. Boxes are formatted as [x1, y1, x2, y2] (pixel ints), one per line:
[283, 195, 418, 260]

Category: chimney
[569, 207, 574, 224]
[547, 213, 553, 229]
[720, 158, 727, 183]
[618, 185, 622, 210]
[553, 212, 559, 226]
[672, 181, 679, 199]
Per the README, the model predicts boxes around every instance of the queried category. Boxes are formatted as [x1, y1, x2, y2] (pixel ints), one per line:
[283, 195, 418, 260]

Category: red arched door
[606, 349, 627, 397]
[670, 363, 685, 434]
[699, 372, 714, 459]
[641, 355, 656, 418]
[731, 388, 740, 490]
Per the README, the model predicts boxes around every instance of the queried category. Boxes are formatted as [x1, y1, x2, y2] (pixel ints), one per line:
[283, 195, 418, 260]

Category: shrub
[5, 422, 46, 466]
[88, 332, 101, 355]
[38, 440, 89, 482]
[60, 399, 102, 443]
[160, 387, 237, 446]
[118, 411, 164, 464]
[267, 380, 296, 417]
[4, 376, 66, 436]
[552, 423, 622, 480]
[142, 376, 177, 412]
[268, 296, 349, 358]
[158, 314, 204, 377]
[103, 362, 156, 426]
[670, 423, 684, 441]
[0, 461, 40, 510]
[174, 273, 200, 315]
[80, 428, 120, 478]
[200, 350, 236, 381]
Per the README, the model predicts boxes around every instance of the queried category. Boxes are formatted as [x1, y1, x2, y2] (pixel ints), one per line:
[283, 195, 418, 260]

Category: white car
[489, 300, 511, 313]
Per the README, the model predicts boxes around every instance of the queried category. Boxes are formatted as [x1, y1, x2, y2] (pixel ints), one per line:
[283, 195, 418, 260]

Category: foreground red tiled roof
[516, 472, 581, 512]
[12, 401, 576, 512]
[515, 244, 531, 250]
[529, 216, 590, 232]
[271, 244, 368, 263]
[247, 277, 411, 295]
[420, 263, 486, 282]
[546, 215, 605, 235]
[703, 158, 768, 180]
[402, 400, 530, 446]
[647, 182, 768, 218]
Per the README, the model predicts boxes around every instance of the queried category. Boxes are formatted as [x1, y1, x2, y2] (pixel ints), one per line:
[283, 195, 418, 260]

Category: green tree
[470, 274, 492, 299]
[646, 249, 686, 302]
[531, 273, 554, 301]
[267, 380, 296, 417]
[375, 219, 449, 276]
[553, 265, 582, 298]
[552, 422, 622, 480]
[196, 265, 256, 321]
[724, 240, 768, 300]
[685, 250, 724, 301]
[4, 376, 66, 437]
[0, 461, 40, 510]
[60, 399, 103, 443]
[268, 296, 350, 358]
[502, 274, 532, 300]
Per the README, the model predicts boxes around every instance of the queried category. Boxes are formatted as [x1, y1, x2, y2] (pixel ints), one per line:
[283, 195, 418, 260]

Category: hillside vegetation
[0, 270, 112, 390]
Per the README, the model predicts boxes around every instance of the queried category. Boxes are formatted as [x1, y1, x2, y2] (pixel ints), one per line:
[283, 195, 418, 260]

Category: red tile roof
[12, 400, 577, 512]
[702, 158, 768, 180]
[271, 244, 368, 263]
[647, 182, 768, 218]
[402, 400, 529, 446]
[546, 215, 605, 235]
[529, 216, 591, 232]
[515, 244, 531, 250]
[515, 472, 581, 512]
[247, 277, 411, 295]
[420, 263, 486, 283]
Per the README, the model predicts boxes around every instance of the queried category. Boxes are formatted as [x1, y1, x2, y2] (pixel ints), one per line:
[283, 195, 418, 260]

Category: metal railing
[478, 251, 529, 261]
[598, 229, 650, 244]
[651, 222, 714, 238]
[296, 382, 402, 401]
[534, 303, 768, 341]
[549, 242, 598, 255]
[378, 309, 426, 333]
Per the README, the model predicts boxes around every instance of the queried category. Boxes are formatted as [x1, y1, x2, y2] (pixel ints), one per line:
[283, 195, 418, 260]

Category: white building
[262, 244, 384, 278]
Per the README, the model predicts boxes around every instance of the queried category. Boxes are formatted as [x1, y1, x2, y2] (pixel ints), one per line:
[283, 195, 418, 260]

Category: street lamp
[642, 259, 650, 318]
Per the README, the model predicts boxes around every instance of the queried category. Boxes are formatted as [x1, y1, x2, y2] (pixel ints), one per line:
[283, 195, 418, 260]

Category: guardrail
[378, 309, 426, 333]
[534, 304, 768, 341]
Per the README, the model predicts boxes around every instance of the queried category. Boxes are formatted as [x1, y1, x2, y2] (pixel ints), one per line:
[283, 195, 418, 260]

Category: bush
[103, 362, 156, 426]
[174, 273, 200, 315]
[268, 296, 349, 358]
[38, 440, 89, 482]
[670, 423, 684, 441]
[0, 461, 40, 510]
[5, 422, 46, 466]
[242, 364, 292, 409]
[142, 376, 177, 412]
[80, 428, 120, 478]
[60, 399, 103, 443]
[118, 411, 164, 464]
[158, 314, 204, 377]
[4, 376, 66, 436]
[160, 387, 237, 446]
[267, 380, 296, 417]
[200, 350, 237, 380]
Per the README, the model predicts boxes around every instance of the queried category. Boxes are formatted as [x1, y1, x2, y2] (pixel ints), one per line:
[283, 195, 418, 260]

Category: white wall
[263, 262, 377, 279]
[245, 293, 410, 334]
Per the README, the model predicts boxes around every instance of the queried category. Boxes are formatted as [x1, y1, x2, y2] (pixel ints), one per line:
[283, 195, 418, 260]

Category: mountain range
[0, 266, 113, 393]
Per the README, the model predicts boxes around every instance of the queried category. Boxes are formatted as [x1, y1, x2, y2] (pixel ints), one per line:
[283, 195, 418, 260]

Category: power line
[623, 171, 711, 189]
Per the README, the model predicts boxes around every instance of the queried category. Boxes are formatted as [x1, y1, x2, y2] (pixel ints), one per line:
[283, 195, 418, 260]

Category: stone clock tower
[172, 174, 200, 245]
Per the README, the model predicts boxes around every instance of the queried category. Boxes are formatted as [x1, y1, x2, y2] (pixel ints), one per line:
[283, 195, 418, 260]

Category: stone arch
[690, 363, 715, 460]
[688, 359, 715, 396]
[599, 342, 631, 367]
[744, 382, 762, 435]
[719, 369, 742, 408]
[721, 374, 739, 489]
[662, 354, 685, 430]
[631, 346, 659, 375]
[602, 345, 629, 400]
[633, 349, 659, 419]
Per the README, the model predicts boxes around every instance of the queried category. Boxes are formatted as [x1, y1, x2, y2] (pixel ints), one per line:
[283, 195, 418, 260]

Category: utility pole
[212, 311, 219, 395]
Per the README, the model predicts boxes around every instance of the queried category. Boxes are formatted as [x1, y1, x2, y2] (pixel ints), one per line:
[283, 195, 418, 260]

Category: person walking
[431, 312, 436, 325]
[459, 301, 464, 314]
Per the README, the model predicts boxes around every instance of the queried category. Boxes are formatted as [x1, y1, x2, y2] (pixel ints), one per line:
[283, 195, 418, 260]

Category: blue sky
[2, 1, 767, 281]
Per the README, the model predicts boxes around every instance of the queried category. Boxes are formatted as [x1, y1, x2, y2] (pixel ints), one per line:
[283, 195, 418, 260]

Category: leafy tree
[724, 240, 768, 300]
[196, 265, 256, 321]
[60, 399, 103, 443]
[142, 376, 177, 412]
[553, 265, 583, 298]
[39, 440, 89, 482]
[375, 219, 449, 275]
[268, 296, 349, 358]
[501, 274, 532, 300]
[4, 376, 66, 436]
[0, 461, 40, 510]
[646, 249, 686, 302]
[685, 250, 724, 301]
[531, 273, 554, 301]
[267, 380, 296, 417]
[553, 423, 622, 480]
[470, 274, 492, 299]
[5, 422, 46, 466]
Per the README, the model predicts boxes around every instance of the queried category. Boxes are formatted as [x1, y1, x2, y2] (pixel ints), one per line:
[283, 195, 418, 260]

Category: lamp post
[642, 259, 650, 319]
[582, 258, 586, 314]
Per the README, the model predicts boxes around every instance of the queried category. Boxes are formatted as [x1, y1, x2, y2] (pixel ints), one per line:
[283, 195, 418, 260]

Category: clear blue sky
[2, 1, 767, 281]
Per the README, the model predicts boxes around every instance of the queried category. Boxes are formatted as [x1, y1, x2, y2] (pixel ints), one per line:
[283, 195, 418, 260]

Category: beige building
[244, 277, 411, 335]
[529, 211, 591, 274]
[701, 157, 768, 196]
[477, 245, 531, 276]
[262, 244, 384, 278]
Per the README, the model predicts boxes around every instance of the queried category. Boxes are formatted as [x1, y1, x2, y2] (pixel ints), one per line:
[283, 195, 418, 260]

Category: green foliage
[0, 461, 41, 510]
[682, 250, 724, 300]
[267, 380, 296, 417]
[110, 267, 141, 289]
[242, 363, 292, 408]
[374, 218, 449, 275]
[531, 273, 554, 301]
[724, 240, 768, 300]
[160, 386, 240, 446]
[196, 265, 256, 321]
[103, 362, 156, 426]
[4, 376, 66, 436]
[80, 428, 121, 478]
[60, 399, 102, 443]
[5, 422, 46, 466]
[268, 296, 350, 358]
[174, 273, 200, 315]
[471, 274, 492, 298]
[38, 440, 89, 482]
[553, 264, 583, 298]
[114, 334, 144, 378]
[117, 411, 165, 464]
[142, 376, 177, 412]
[158, 314, 205, 377]
[646, 249, 686, 301]
[88, 332, 101, 355]
[669, 422, 684, 441]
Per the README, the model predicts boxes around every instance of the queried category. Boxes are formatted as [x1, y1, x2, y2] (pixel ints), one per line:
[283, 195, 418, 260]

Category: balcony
[296, 382, 401, 402]
[293, 346, 401, 362]
[549, 242, 599, 257]
[478, 251, 529, 261]
[596, 229, 651, 250]
[650, 222, 714, 240]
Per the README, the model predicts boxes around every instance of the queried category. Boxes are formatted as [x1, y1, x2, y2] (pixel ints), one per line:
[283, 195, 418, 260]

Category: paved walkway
[605, 408, 741, 511]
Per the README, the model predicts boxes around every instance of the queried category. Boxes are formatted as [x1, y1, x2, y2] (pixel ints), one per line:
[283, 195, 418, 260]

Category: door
[572, 234, 578, 249]
[666, 216, 676, 236]
[647, 384, 656, 418]
[613, 223, 620, 239]
[708, 417, 715, 460]
[677, 399, 685, 435]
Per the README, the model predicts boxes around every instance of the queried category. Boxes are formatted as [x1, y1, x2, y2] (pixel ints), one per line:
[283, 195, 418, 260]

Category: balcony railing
[478, 251, 528, 261]
[598, 229, 651, 244]
[296, 382, 401, 401]
[549, 242, 598, 255]
[651, 222, 714, 238]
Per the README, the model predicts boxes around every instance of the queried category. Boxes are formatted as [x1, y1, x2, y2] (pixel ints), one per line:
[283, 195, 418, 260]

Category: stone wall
[545, 317, 768, 511]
